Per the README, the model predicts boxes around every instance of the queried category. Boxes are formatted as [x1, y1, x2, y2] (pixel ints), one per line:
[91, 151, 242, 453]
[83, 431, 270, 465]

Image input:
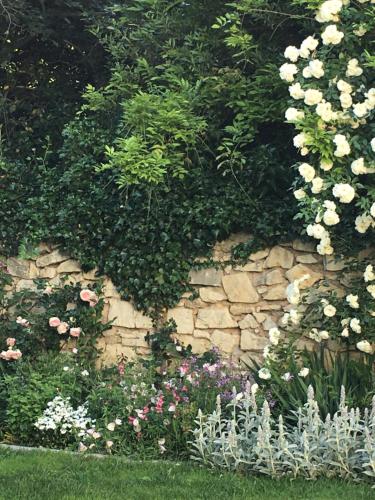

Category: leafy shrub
[191, 385, 375, 483]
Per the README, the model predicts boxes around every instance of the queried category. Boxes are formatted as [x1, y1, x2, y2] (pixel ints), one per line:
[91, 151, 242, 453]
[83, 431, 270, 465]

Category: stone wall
[4, 235, 346, 365]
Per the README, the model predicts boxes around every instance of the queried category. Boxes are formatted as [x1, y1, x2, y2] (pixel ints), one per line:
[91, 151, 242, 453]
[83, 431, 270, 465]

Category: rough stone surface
[263, 284, 287, 301]
[39, 267, 56, 279]
[265, 246, 294, 269]
[6, 258, 30, 278]
[222, 273, 259, 303]
[108, 300, 135, 328]
[196, 307, 237, 329]
[189, 268, 223, 286]
[36, 249, 70, 268]
[240, 330, 268, 351]
[211, 329, 239, 352]
[285, 264, 322, 288]
[134, 311, 153, 329]
[265, 269, 285, 285]
[250, 249, 269, 261]
[292, 240, 316, 252]
[229, 304, 254, 316]
[57, 259, 81, 274]
[16, 279, 37, 292]
[325, 257, 346, 271]
[296, 254, 318, 264]
[167, 308, 194, 334]
[199, 287, 227, 303]
[238, 314, 259, 330]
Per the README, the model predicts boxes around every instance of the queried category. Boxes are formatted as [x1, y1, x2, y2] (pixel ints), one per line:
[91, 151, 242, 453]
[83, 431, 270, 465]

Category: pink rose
[57, 322, 69, 334]
[6, 338, 16, 347]
[69, 327, 81, 338]
[49, 317, 61, 327]
[0, 349, 22, 361]
[80, 289, 92, 302]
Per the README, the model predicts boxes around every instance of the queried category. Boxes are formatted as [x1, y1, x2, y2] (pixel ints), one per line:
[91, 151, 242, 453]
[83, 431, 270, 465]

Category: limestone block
[238, 314, 259, 330]
[265, 269, 285, 285]
[36, 249, 70, 268]
[193, 329, 211, 339]
[258, 302, 282, 310]
[229, 304, 254, 315]
[83, 268, 100, 280]
[199, 287, 227, 303]
[134, 311, 153, 329]
[265, 246, 294, 269]
[6, 258, 30, 278]
[196, 307, 237, 329]
[240, 352, 262, 368]
[222, 273, 259, 303]
[104, 280, 121, 299]
[211, 329, 239, 353]
[250, 249, 269, 261]
[324, 257, 345, 271]
[219, 233, 249, 252]
[286, 264, 322, 288]
[39, 267, 57, 279]
[238, 261, 264, 272]
[16, 279, 37, 292]
[57, 259, 81, 274]
[258, 286, 268, 294]
[121, 334, 148, 348]
[177, 335, 210, 353]
[296, 254, 318, 264]
[29, 262, 39, 278]
[240, 330, 268, 351]
[167, 308, 194, 334]
[108, 299, 135, 328]
[292, 240, 316, 252]
[252, 273, 266, 286]
[183, 298, 206, 309]
[189, 268, 223, 286]
[262, 284, 287, 301]
[101, 344, 136, 366]
[262, 316, 277, 330]
[253, 312, 266, 323]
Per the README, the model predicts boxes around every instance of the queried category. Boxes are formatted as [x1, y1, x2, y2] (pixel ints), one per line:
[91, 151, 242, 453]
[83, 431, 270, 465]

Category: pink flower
[6, 338, 16, 347]
[80, 289, 92, 302]
[57, 322, 69, 334]
[69, 327, 81, 338]
[168, 404, 176, 413]
[0, 349, 22, 361]
[49, 317, 61, 327]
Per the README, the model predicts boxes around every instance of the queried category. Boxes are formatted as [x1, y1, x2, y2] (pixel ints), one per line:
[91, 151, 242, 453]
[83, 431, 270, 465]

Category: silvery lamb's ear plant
[191, 385, 375, 484]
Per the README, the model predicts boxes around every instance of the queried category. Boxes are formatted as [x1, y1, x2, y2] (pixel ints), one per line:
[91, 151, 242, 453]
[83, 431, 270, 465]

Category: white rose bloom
[350, 318, 361, 333]
[280, 63, 298, 82]
[316, 0, 343, 23]
[293, 133, 308, 149]
[316, 101, 334, 121]
[289, 82, 305, 100]
[280, 313, 290, 326]
[317, 240, 334, 255]
[258, 368, 271, 380]
[285, 107, 305, 122]
[298, 163, 315, 182]
[300, 147, 309, 156]
[366, 89, 375, 107]
[309, 59, 325, 79]
[309, 328, 320, 342]
[289, 308, 301, 325]
[332, 183, 355, 203]
[300, 36, 319, 53]
[321, 25, 344, 45]
[269, 327, 281, 346]
[320, 160, 333, 171]
[355, 213, 373, 233]
[357, 340, 374, 355]
[294, 189, 306, 200]
[303, 66, 312, 79]
[319, 330, 330, 340]
[351, 158, 368, 175]
[324, 304, 336, 317]
[341, 327, 349, 337]
[282, 372, 293, 382]
[304, 88, 323, 106]
[346, 59, 363, 77]
[284, 45, 300, 62]
[323, 200, 336, 210]
[367, 284, 375, 299]
[371, 138, 375, 152]
[340, 92, 352, 109]
[346, 294, 359, 309]
[364, 264, 375, 282]
[353, 102, 368, 118]
[323, 209, 340, 225]
[307, 223, 327, 239]
[371, 203, 375, 218]
[337, 80, 352, 94]
[333, 134, 351, 157]
[298, 367, 309, 377]
[311, 177, 324, 193]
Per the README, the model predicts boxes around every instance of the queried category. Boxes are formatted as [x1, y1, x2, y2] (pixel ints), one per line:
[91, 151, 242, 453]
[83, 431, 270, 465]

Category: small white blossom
[321, 25, 344, 45]
[298, 367, 309, 378]
[357, 340, 373, 354]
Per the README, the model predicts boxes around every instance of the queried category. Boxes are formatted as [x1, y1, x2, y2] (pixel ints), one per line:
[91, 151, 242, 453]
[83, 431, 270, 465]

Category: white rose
[299, 163, 315, 182]
[293, 133, 308, 149]
[323, 200, 336, 210]
[317, 240, 334, 255]
[346, 59, 363, 77]
[350, 318, 361, 333]
[306, 223, 327, 239]
[300, 36, 319, 53]
[321, 25, 344, 45]
[355, 213, 373, 233]
[311, 177, 324, 193]
[333, 134, 351, 157]
[269, 327, 281, 346]
[323, 209, 340, 225]
[298, 367, 309, 378]
[319, 330, 330, 340]
[303, 66, 312, 79]
[366, 88, 375, 107]
[341, 327, 349, 337]
[367, 284, 375, 299]
[284, 45, 300, 62]
[309, 59, 325, 79]
[332, 183, 355, 203]
[353, 102, 368, 118]
[294, 189, 306, 200]
[346, 294, 359, 309]
[337, 80, 352, 94]
[316, 0, 343, 23]
[357, 340, 374, 355]
[289, 82, 305, 100]
[371, 138, 375, 152]
[324, 304, 336, 317]
[316, 101, 334, 121]
[371, 203, 375, 218]
[340, 93, 352, 109]
[304, 88, 323, 106]
[300, 147, 309, 156]
[280, 63, 298, 82]
[351, 158, 367, 175]
[320, 160, 333, 171]
[364, 264, 375, 282]
[285, 107, 305, 122]
[258, 368, 271, 380]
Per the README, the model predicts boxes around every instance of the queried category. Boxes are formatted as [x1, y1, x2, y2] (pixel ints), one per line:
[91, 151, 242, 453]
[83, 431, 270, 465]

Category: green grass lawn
[0, 449, 373, 500]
